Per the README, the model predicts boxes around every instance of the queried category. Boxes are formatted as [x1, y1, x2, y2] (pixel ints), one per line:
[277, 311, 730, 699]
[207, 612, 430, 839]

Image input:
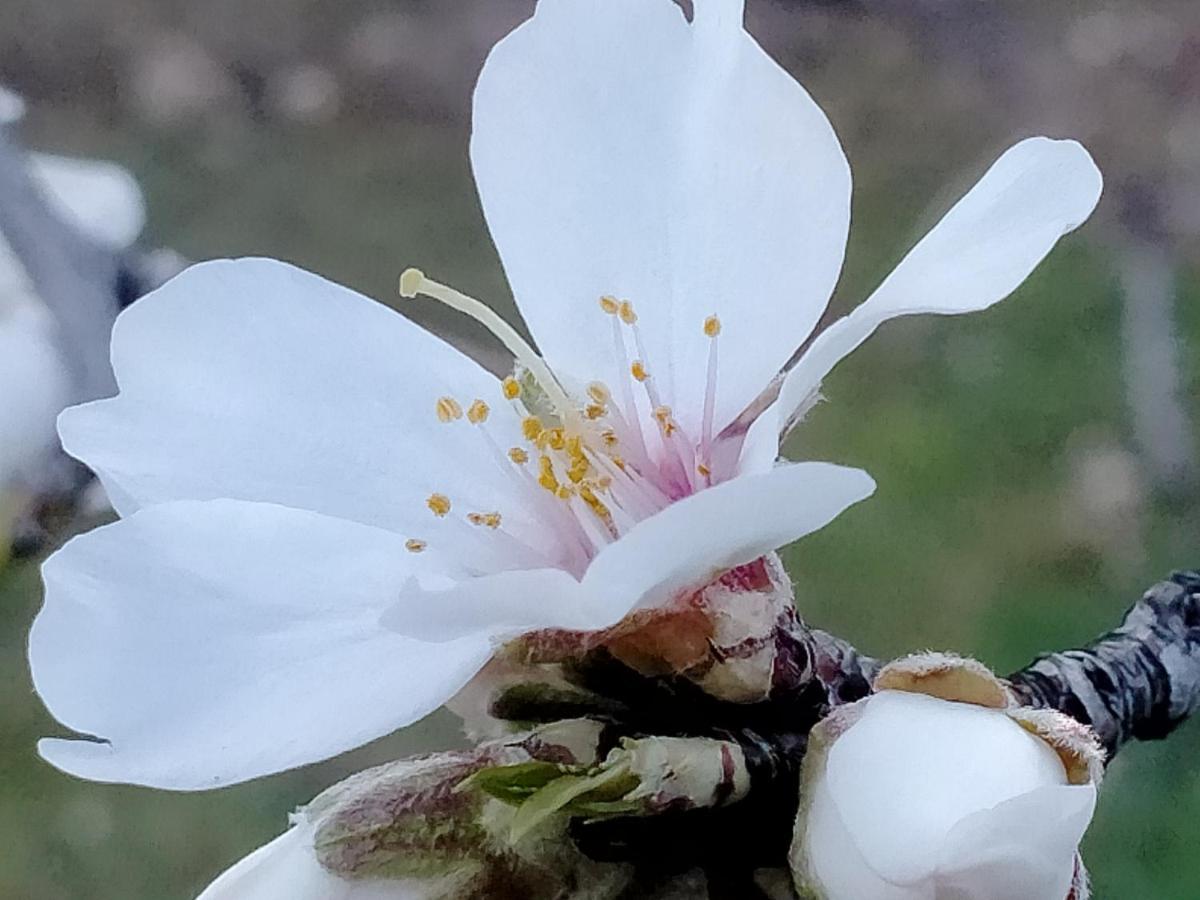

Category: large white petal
[384, 462, 874, 641]
[777, 138, 1102, 422]
[198, 825, 430, 900]
[472, 0, 850, 438]
[825, 691, 1069, 886]
[28, 153, 146, 249]
[933, 784, 1096, 900]
[30, 500, 494, 789]
[59, 258, 563, 563]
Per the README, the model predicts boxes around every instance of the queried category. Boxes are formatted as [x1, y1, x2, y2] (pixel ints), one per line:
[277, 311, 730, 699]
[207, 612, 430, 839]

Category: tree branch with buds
[258, 564, 1200, 899]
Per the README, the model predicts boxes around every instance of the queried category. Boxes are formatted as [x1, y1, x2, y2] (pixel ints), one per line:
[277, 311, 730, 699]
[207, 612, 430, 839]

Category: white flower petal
[777, 138, 1102, 421]
[384, 462, 874, 643]
[0, 84, 24, 125]
[804, 775, 929, 900]
[59, 258, 559, 560]
[382, 567, 592, 642]
[825, 691, 1069, 886]
[27, 153, 146, 249]
[198, 825, 429, 900]
[472, 0, 850, 437]
[0, 307, 69, 486]
[31, 500, 493, 789]
[582, 461, 874, 612]
[934, 784, 1096, 900]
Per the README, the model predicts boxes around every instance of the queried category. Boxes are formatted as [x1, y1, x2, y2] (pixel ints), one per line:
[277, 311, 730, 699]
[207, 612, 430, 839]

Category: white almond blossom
[31, 0, 1099, 795]
[0, 87, 145, 533]
[792, 655, 1103, 900]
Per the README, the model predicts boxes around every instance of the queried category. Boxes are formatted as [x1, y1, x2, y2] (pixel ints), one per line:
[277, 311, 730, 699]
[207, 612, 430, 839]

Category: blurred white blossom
[0, 88, 145, 537]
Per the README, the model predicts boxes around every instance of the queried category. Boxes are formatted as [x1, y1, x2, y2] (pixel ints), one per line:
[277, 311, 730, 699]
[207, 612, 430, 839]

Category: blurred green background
[3, 0, 1200, 897]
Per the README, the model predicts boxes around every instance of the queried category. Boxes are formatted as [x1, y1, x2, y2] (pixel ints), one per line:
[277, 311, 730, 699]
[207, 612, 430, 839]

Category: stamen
[587, 382, 611, 404]
[467, 399, 490, 424]
[536, 427, 566, 452]
[618, 300, 638, 325]
[538, 455, 560, 494]
[654, 405, 679, 437]
[631, 360, 649, 382]
[501, 376, 521, 400]
[401, 269, 578, 428]
[522, 416, 544, 442]
[508, 447, 530, 465]
[697, 463, 712, 479]
[700, 314, 720, 472]
[599, 295, 620, 315]
[405, 539, 427, 553]
[467, 512, 503, 529]
[426, 493, 452, 517]
[436, 396, 463, 423]
[608, 315, 652, 464]
[585, 403, 606, 420]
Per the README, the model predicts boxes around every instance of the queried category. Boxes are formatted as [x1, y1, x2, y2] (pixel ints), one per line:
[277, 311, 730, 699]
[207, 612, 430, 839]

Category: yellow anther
[599, 295, 620, 315]
[468, 512, 503, 529]
[654, 406, 678, 437]
[580, 485, 613, 524]
[601, 429, 619, 448]
[556, 485, 575, 500]
[426, 493, 452, 517]
[522, 416, 544, 442]
[612, 455, 626, 470]
[618, 300, 638, 325]
[399, 268, 425, 298]
[704, 315, 722, 338]
[537, 427, 565, 452]
[595, 475, 613, 490]
[697, 463, 712, 478]
[501, 376, 521, 400]
[508, 447, 530, 465]
[467, 399, 490, 424]
[405, 538, 427, 553]
[631, 360, 649, 382]
[585, 403, 607, 420]
[587, 382, 611, 404]
[436, 396, 463, 423]
[568, 455, 591, 485]
[538, 455, 560, 493]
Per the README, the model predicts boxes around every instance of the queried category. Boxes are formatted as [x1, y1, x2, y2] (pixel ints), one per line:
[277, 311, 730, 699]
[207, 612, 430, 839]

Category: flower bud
[503, 553, 808, 705]
[791, 654, 1102, 900]
[196, 720, 630, 899]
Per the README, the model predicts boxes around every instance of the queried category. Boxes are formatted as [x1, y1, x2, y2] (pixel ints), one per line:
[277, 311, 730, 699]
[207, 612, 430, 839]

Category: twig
[1009, 570, 1200, 759]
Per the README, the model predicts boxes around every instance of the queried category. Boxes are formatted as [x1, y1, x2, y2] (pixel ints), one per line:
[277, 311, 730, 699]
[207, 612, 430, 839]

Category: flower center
[399, 269, 724, 575]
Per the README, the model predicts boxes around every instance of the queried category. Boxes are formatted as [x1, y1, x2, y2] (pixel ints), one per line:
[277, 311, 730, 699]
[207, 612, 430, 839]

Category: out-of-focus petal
[28, 153, 146, 249]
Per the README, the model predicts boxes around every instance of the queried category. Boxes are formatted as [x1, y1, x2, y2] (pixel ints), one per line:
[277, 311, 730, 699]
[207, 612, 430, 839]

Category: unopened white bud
[791, 654, 1101, 900]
